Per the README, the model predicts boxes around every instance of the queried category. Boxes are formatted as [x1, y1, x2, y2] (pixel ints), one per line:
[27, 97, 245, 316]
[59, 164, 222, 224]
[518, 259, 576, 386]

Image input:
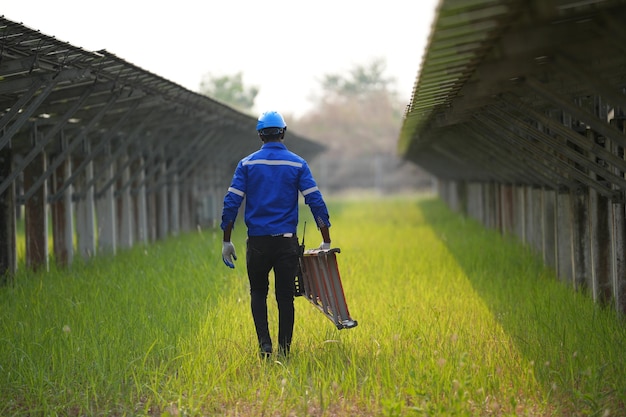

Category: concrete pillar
[479, 183, 487, 227]
[211, 164, 223, 227]
[147, 190, 157, 242]
[118, 154, 133, 248]
[24, 151, 48, 271]
[179, 183, 191, 232]
[485, 182, 495, 229]
[465, 183, 474, 220]
[458, 180, 468, 216]
[96, 162, 116, 255]
[0, 147, 17, 281]
[588, 187, 613, 303]
[449, 180, 459, 213]
[523, 186, 533, 247]
[438, 179, 448, 209]
[542, 188, 556, 268]
[556, 191, 573, 283]
[135, 157, 148, 244]
[514, 185, 525, 242]
[169, 172, 180, 236]
[501, 184, 514, 235]
[157, 161, 168, 239]
[611, 117, 626, 313]
[612, 201, 626, 314]
[51, 155, 74, 266]
[468, 182, 483, 224]
[492, 183, 499, 231]
[571, 190, 591, 291]
[76, 155, 96, 259]
[530, 187, 542, 255]
[584, 121, 612, 304]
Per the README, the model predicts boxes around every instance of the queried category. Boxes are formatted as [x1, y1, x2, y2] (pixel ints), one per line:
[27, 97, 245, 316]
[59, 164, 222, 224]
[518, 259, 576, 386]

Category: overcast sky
[3, 0, 439, 117]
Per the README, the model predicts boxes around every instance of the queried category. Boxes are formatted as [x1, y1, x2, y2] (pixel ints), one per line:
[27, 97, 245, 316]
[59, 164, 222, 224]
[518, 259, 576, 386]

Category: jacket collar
[261, 142, 287, 150]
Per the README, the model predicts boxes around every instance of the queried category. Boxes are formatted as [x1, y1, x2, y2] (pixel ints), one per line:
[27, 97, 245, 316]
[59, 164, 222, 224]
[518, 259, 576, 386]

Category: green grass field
[1, 195, 624, 416]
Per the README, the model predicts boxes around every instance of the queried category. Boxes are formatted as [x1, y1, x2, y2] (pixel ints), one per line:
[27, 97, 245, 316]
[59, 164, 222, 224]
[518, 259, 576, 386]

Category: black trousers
[246, 235, 299, 352]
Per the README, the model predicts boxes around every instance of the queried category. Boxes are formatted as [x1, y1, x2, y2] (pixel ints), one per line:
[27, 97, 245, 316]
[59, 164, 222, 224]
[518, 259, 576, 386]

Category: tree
[296, 58, 431, 193]
[300, 57, 403, 154]
[319, 57, 395, 99]
[198, 72, 258, 113]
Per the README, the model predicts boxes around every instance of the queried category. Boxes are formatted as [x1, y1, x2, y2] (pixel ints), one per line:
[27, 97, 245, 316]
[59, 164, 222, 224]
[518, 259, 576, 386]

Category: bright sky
[3, 0, 439, 117]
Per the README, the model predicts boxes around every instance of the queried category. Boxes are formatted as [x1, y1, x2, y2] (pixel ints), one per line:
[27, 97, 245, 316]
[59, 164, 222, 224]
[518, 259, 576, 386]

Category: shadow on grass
[418, 197, 626, 415]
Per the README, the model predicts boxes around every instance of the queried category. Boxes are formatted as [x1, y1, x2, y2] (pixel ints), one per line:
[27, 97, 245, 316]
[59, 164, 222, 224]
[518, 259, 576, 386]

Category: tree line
[198, 59, 431, 194]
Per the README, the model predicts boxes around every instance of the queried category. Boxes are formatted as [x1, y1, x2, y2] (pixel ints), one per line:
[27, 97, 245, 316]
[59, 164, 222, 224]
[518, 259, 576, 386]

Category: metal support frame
[525, 76, 626, 149]
[479, 107, 616, 197]
[468, 116, 570, 188]
[0, 79, 59, 152]
[462, 121, 556, 186]
[32, 98, 143, 204]
[491, 104, 626, 191]
[98, 144, 147, 199]
[0, 84, 97, 197]
[0, 79, 48, 149]
[177, 132, 221, 182]
[117, 139, 164, 197]
[501, 93, 626, 184]
[474, 112, 586, 191]
[551, 54, 626, 112]
[434, 126, 514, 182]
[143, 127, 213, 193]
[101, 115, 202, 197]
[51, 116, 140, 201]
[0, 17, 325, 283]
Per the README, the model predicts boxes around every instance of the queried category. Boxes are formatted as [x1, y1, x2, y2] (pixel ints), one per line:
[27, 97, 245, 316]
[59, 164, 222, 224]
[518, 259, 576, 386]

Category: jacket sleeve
[299, 161, 331, 229]
[220, 162, 246, 230]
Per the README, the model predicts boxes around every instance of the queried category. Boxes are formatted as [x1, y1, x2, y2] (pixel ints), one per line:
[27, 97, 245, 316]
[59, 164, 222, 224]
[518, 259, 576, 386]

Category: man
[220, 111, 331, 358]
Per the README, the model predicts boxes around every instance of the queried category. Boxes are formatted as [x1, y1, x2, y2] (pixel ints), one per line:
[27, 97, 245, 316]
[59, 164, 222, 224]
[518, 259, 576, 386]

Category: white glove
[319, 242, 331, 250]
[222, 242, 237, 268]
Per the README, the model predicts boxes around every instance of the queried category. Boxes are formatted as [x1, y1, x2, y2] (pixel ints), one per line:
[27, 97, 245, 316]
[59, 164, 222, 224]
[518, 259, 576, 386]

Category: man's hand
[222, 241, 237, 268]
[319, 241, 331, 250]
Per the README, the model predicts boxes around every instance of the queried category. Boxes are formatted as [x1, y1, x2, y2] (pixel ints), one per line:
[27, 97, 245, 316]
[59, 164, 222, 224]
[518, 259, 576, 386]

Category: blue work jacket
[221, 142, 331, 236]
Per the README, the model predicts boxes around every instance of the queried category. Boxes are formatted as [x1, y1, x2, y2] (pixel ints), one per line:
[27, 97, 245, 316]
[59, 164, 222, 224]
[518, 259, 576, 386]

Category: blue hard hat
[256, 111, 287, 131]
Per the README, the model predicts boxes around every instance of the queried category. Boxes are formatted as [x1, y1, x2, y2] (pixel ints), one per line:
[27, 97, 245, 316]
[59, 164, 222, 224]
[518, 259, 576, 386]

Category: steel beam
[474, 112, 587, 192]
[490, 103, 626, 193]
[486, 104, 621, 195]
[463, 120, 555, 186]
[0, 79, 59, 152]
[0, 84, 96, 198]
[525, 76, 626, 149]
[0, 79, 46, 146]
[500, 93, 626, 176]
[29, 98, 143, 204]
